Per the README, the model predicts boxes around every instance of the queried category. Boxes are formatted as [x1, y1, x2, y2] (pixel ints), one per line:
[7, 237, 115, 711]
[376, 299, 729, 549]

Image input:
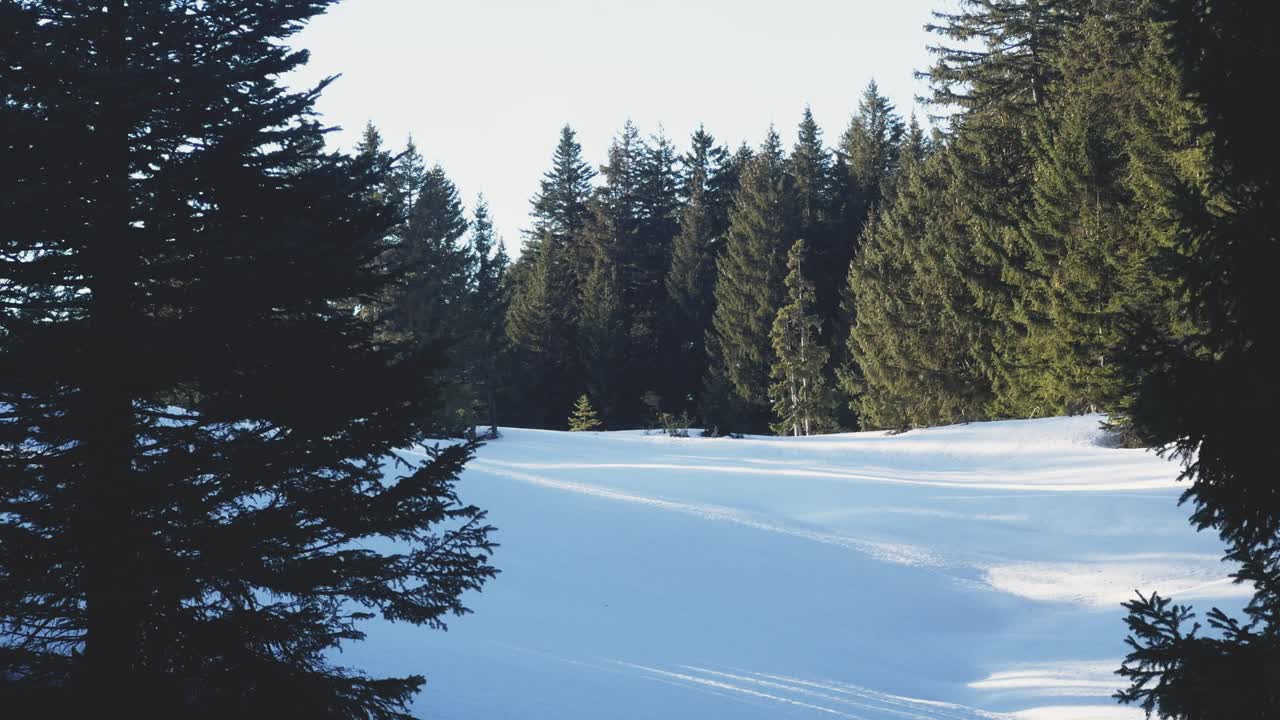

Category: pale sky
[286, 0, 947, 254]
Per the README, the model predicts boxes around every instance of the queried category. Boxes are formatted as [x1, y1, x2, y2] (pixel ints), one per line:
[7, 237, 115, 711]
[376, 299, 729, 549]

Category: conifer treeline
[358, 0, 1229, 445]
[367, 83, 912, 435]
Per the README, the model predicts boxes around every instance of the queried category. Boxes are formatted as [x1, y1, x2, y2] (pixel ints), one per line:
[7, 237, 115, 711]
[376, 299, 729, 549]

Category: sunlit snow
[349, 415, 1243, 719]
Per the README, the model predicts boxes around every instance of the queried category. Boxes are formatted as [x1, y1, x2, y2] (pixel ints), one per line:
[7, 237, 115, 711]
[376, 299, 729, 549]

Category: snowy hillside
[352, 416, 1245, 720]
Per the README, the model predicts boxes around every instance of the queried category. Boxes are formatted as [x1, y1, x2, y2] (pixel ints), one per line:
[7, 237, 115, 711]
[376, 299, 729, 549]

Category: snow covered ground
[351, 415, 1245, 719]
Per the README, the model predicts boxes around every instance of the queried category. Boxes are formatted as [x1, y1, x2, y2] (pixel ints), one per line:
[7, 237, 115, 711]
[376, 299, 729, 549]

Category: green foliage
[458, 196, 510, 437]
[590, 122, 683, 426]
[531, 125, 597, 261]
[835, 81, 904, 231]
[666, 127, 734, 418]
[791, 106, 834, 242]
[708, 128, 797, 432]
[505, 237, 577, 427]
[568, 394, 604, 431]
[1006, 7, 1178, 417]
[922, 0, 1086, 121]
[578, 235, 628, 423]
[844, 147, 993, 429]
[504, 126, 596, 428]
[769, 239, 835, 436]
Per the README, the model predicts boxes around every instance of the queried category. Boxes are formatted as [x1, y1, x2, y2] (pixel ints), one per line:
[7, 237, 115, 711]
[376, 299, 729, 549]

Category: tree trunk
[80, 0, 141, 709]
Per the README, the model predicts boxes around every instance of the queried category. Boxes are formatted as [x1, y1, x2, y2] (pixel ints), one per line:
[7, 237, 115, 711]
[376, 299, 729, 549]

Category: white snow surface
[349, 415, 1246, 720]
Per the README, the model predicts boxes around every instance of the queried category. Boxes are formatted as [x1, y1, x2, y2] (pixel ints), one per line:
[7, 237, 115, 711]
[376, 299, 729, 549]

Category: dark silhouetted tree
[666, 127, 734, 418]
[0, 2, 496, 717]
[1114, 1, 1280, 716]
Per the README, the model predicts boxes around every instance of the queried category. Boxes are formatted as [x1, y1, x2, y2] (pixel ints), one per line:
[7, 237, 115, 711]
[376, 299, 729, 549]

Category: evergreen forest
[2, 0, 1277, 717]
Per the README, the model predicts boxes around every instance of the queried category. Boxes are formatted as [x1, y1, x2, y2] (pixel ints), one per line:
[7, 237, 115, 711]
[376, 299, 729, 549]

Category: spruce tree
[1009, 6, 1174, 417]
[835, 80, 904, 234]
[633, 128, 683, 411]
[830, 83, 907, 425]
[530, 125, 596, 261]
[1114, 1, 1280, 715]
[505, 126, 595, 427]
[844, 144, 994, 429]
[568, 394, 604, 432]
[922, 0, 1085, 120]
[921, 0, 1088, 418]
[460, 196, 510, 437]
[578, 121, 648, 423]
[708, 128, 796, 432]
[770, 239, 834, 436]
[665, 127, 732, 417]
[391, 135, 429, 217]
[355, 127, 425, 230]
[791, 107, 834, 245]
[0, 2, 495, 717]
[383, 163, 474, 434]
[577, 212, 628, 424]
[505, 238, 575, 428]
[388, 164, 471, 340]
[790, 107, 842, 326]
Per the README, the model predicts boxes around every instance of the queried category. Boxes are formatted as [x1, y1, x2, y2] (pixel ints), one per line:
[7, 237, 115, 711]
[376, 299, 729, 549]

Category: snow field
[349, 415, 1243, 719]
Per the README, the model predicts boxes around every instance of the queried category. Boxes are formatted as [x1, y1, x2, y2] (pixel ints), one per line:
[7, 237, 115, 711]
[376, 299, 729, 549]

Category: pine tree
[835, 80, 904, 233]
[389, 165, 471, 338]
[505, 238, 575, 427]
[1114, 1, 1280, 715]
[900, 114, 929, 171]
[665, 127, 732, 417]
[391, 135, 428, 217]
[574, 121, 648, 424]
[505, 126, 596, 427]
[921, 0, 1089, 418]
[568, 394, 604, 432]
[383, 163, 474, 434]
[461, 196, 510, 437]
[844, 145, 994, 429]
[632, 128, 683, 410]
[770, 239, 834, 436]
[791, 107, 834, 243]
[830, 83, 907, 426]
[577, 212, 628, 423]
[922, 0, 1086, 120]
[790, 107, 843, 325]
[708, 128, 796, 432]
[595, 120, 646, 308]
[530, 125, 597, 258]
[1009, 6, 1173, 417]
[0, 2, 496, 716]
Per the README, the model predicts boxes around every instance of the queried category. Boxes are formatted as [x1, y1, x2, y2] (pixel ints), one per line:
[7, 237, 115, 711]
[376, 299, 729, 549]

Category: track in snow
[347, 416, 1242, 720]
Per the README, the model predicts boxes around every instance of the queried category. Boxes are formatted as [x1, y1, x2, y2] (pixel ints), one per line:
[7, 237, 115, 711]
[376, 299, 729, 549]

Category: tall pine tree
[665, 126, 733, 417]
[505, 126, 595, 427]
[708, 128, 796, 432]
[1114, 1, 1280, 715]
[921, 0, 1089, 418]
[459, 196, 510, 437]
[0, 2, 495, 716]
[770, 239, 834, 436]
[1010, 4, 1176, 416]
[835, 80, 904, 237]
[384, 163, 474, 434]
[844, 142, 993, 429]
